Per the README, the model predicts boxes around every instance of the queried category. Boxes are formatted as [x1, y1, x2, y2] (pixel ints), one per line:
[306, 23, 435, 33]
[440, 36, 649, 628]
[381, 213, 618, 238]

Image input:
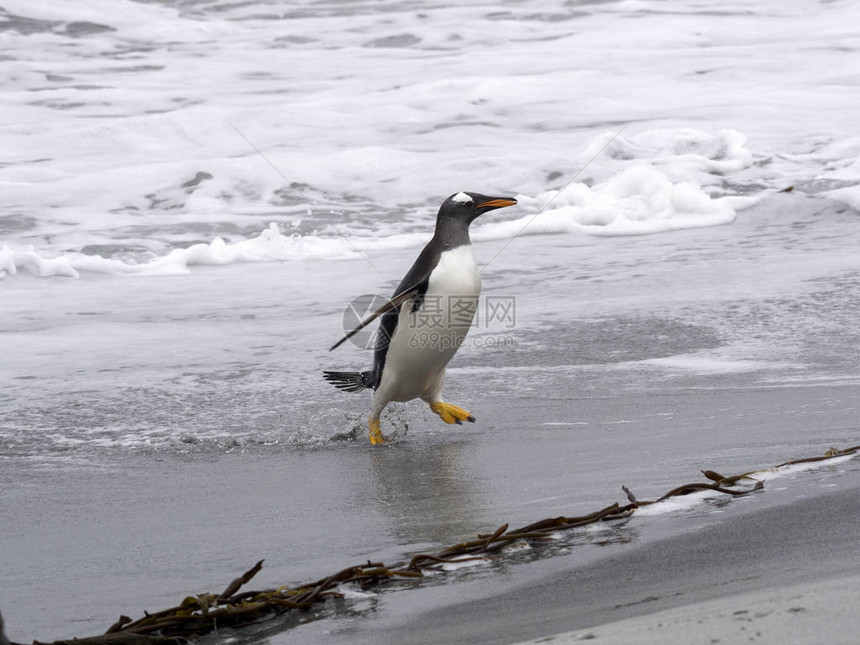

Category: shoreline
[518, 573, 860, 645]
[313, 479, 860, 645]
[3, 410, 858, 644]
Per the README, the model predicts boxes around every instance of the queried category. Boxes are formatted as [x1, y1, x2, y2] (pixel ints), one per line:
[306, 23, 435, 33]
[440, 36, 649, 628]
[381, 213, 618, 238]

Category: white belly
[379, 245, 481, 402]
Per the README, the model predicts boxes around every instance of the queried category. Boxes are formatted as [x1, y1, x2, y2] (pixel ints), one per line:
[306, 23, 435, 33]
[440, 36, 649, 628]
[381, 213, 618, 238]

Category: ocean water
[2, 0, 860, 642]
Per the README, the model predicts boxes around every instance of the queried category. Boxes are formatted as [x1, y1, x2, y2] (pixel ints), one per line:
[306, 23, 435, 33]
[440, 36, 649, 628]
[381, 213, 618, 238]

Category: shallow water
[2, 0, 860, 642]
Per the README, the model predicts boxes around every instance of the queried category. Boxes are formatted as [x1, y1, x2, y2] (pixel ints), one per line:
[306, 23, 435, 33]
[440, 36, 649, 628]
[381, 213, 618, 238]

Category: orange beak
[478, 198, 517, 210]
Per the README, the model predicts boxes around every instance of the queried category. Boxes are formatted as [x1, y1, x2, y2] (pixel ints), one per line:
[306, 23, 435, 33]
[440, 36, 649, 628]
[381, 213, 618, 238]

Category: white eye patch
[452, 192, 473, 204]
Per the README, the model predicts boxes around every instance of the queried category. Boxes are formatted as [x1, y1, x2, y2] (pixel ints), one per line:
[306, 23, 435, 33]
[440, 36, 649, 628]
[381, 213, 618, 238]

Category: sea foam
[0, 129, 762, 279]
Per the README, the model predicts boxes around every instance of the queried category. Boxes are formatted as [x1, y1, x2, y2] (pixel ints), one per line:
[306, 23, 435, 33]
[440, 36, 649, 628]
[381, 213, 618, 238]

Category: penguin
[324, 191, 517, 445]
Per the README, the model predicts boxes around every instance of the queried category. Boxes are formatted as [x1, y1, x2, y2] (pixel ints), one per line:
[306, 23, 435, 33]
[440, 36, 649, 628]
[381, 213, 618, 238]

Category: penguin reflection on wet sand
[324, 192, 517, 445]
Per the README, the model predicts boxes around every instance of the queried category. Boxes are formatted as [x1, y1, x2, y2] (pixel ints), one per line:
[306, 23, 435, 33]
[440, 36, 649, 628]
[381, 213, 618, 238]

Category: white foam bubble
[439, 556, 491, 572]
[0, 246, 80, 279]
[476, 162, 754, 240]
[825, 185, 860, 212]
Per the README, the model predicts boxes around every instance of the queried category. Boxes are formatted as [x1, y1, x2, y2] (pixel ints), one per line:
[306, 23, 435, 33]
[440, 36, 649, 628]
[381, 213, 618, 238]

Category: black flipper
[330, 233, 444, 354]
[329, 286, 421, 352]
[322, 370, 374, 393]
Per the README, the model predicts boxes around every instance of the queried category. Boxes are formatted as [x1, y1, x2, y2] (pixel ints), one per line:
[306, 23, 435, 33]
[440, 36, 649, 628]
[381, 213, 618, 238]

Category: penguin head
[437, 191, 517, 226]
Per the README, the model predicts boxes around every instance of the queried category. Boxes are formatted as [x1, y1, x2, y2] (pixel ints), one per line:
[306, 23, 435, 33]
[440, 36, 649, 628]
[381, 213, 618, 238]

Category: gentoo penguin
[324, 191, 517, 445]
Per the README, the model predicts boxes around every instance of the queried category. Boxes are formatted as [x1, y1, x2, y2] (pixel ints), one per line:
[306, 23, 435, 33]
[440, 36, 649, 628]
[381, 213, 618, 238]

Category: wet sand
[369, 485, 860, 645]
[2, 382, 859, 644]
[276, 382, 860, 645]
[520, 574, 860, 645]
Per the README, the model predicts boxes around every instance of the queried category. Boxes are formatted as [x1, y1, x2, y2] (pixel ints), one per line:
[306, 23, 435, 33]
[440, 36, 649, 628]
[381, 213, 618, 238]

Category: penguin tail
[323, 370, 373, 393]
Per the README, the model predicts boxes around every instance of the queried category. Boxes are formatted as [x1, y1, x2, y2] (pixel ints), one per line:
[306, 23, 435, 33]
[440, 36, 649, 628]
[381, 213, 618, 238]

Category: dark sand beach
[358, 477, 860, 645]
[3, 379, 858, 644]
[280, 383, 860, 645]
